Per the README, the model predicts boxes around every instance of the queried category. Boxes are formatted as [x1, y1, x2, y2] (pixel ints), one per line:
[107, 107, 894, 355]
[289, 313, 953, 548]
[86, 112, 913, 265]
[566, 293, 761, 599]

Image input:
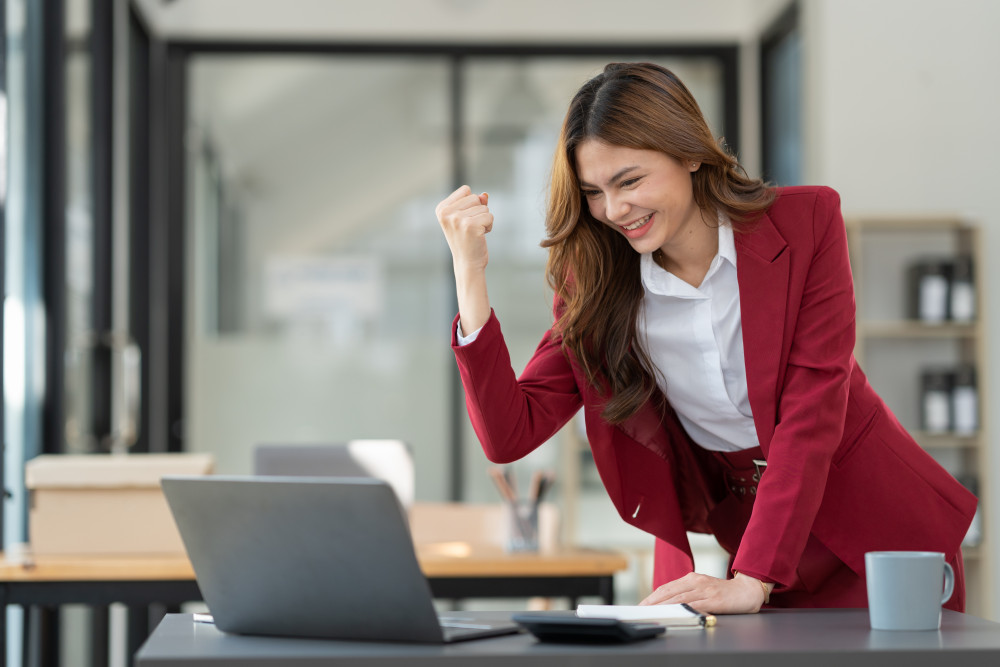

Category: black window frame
[760, 1, 801, 186]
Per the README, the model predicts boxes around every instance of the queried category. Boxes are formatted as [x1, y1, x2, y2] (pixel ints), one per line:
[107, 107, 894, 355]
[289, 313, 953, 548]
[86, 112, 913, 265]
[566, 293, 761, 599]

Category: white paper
[576, 604, 704, 625]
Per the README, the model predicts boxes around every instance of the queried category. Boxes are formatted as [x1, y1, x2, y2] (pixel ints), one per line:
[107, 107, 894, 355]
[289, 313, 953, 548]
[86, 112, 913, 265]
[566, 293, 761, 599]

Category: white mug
[865, 551, 954, 631]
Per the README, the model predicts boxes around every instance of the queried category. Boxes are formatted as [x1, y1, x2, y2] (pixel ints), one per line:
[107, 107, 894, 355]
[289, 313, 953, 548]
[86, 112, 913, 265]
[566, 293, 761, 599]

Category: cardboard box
[26, 453, 214, 556]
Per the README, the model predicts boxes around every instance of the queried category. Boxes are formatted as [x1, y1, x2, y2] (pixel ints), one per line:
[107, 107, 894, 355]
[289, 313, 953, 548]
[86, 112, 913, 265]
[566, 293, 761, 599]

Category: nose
[604, 192, 630, 223]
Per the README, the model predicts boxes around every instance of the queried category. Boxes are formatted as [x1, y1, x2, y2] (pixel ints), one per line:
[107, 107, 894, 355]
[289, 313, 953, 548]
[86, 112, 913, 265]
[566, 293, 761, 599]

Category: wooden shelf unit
[846, 216, 991, 619]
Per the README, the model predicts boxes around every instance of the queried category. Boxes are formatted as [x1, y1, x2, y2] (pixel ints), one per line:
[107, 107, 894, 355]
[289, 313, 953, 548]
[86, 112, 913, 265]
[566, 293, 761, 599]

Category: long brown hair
[543, 62, 776, 424]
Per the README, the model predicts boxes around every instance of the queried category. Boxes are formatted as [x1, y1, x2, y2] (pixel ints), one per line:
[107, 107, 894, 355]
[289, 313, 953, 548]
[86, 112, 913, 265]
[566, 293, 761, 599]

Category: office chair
[253, 440, 415, 508]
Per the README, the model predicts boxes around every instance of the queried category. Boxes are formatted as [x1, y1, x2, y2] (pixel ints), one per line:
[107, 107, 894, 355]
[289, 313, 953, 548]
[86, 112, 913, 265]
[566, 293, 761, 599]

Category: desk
[135, 609, 1000, 667]
[415, 542, 627, 603]
[0, 545, 627, 667]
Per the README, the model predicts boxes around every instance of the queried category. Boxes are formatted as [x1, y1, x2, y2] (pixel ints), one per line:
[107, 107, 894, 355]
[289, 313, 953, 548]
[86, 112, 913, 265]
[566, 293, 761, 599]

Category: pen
[532, 470, 554, 506]
[529, 470, 544, 504]
[489, 467, 518, 504]
[503, 466, 519, 498]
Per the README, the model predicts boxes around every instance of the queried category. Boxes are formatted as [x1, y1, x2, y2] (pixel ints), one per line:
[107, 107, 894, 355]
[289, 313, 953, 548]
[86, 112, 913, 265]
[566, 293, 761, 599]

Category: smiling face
[575, 139, 708, 260]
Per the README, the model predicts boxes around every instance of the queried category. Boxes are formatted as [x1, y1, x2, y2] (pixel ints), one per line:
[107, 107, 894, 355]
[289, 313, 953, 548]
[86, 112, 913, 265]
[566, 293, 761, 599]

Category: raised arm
[436, 185, 493, 335]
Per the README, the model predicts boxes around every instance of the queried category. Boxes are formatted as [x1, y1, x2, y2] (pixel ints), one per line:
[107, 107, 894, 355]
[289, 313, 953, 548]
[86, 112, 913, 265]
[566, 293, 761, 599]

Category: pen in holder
[489, 467, 552, 554]
[505, 499, 539, 553]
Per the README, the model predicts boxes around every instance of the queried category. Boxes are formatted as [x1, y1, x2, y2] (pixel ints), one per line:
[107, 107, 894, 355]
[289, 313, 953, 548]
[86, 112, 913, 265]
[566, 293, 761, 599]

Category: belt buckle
[752, 458, 767, 483]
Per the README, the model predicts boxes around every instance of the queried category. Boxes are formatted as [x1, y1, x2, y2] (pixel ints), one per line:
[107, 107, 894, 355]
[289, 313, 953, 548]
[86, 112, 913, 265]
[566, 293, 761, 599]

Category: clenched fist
[436, 185, 494, 274]
[435, 185, 495, 335]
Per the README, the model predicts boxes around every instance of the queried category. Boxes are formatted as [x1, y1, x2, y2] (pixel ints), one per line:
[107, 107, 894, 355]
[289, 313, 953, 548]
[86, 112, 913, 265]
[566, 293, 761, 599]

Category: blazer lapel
[735, 214, 790, 454]
[616, 394, 668, 445]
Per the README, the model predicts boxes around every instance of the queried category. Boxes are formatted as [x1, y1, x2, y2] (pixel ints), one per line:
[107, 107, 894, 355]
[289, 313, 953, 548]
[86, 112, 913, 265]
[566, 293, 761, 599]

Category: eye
[580, 189, 601, 199]
[620, 177, 642, 189]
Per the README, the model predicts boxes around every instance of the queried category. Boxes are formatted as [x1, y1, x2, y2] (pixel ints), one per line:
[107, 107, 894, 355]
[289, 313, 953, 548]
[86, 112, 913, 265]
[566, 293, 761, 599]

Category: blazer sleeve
[732, 188, 857, 587]
[452, 310, 583, 463]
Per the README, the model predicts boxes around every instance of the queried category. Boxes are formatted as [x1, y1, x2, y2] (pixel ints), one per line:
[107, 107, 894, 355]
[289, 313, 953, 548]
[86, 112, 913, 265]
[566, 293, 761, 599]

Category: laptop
[161, 475, 520, 643]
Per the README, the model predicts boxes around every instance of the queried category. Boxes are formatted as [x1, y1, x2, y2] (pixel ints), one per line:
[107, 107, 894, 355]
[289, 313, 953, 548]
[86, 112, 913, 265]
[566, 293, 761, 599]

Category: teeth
[624, 214, 651, 231]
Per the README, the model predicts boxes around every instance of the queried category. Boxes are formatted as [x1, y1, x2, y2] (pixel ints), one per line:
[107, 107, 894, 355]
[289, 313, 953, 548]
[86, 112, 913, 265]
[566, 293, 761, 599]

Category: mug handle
[941, 562, 955, 604]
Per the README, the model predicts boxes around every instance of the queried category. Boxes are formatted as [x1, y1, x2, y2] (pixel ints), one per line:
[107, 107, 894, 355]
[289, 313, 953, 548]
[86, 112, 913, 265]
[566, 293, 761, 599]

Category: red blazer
[452, 186, 976, 592]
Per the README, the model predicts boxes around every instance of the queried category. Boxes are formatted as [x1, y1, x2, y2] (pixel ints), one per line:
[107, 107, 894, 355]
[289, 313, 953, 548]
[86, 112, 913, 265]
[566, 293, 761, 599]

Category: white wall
[802, 0, 1000, 617]
[135, 0, 766, 42]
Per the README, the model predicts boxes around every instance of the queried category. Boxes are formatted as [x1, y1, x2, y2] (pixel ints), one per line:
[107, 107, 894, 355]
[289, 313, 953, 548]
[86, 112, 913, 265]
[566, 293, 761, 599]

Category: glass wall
[63, 0, 97, 454]
[185, 57, 455, 497]
[4, 0, 42, 662]
[3, 0, 42, 547]
[184, 53, 729, 506]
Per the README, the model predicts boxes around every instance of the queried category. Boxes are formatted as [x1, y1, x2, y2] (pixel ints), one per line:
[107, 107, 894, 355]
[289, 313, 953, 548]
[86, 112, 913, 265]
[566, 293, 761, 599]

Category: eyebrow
[578, 165, 642, 189]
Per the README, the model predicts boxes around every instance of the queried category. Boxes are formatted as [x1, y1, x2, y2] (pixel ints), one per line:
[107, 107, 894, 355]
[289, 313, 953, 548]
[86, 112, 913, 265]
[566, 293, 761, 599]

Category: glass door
[5, 0, 141, 662]
[184, 56, 455, 497]
[62, 0, 141, 458]
[179, 50, 736, 505]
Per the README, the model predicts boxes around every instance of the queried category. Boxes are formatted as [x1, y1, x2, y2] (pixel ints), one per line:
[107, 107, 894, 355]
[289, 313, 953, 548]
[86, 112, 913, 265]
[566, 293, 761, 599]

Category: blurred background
[2, 1, 998, 656]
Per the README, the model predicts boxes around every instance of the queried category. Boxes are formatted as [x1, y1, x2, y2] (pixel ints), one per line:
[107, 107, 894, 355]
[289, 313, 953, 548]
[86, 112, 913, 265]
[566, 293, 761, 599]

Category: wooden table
[415, 541, 627, 601]
[0, 544, 628, 667]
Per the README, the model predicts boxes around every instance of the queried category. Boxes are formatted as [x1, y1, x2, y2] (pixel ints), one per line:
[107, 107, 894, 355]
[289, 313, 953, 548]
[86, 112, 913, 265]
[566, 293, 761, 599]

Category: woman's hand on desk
[638, 571, 771, 614]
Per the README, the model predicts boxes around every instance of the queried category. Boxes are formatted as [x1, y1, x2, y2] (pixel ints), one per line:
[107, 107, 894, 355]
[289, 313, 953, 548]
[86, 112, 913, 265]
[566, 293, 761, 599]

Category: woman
[435, 62, 975, 614]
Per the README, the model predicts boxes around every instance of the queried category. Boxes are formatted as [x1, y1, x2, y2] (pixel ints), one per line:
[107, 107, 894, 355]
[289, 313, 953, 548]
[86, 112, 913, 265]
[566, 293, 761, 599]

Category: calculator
[512, 612, 666, 643]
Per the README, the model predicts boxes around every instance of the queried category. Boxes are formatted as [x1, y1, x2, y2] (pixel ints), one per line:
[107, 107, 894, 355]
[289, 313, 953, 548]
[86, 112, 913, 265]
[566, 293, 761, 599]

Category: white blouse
[637, 222, 758, 452]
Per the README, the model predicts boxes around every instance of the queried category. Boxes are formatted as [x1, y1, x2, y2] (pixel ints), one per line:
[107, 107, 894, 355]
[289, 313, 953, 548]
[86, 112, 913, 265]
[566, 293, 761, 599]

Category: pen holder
[505, 500, 539, 553]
